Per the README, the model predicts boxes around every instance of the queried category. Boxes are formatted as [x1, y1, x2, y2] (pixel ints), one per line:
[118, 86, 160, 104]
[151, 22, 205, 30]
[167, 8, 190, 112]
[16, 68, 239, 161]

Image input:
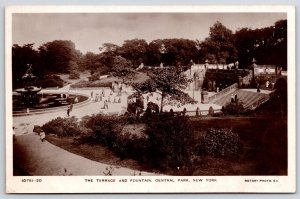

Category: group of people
[231, 94, 238, 103]
[91, 89, 123, 110]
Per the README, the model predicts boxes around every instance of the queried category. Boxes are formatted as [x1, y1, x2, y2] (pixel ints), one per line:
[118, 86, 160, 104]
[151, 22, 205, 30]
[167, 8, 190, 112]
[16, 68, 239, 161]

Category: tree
[119, 39, 148, 67]
[110, 56, 135, 82]
[235, 19, 287, 69]
[146, 39, 199, 67]
[12, 44, 41, 88]
[132, 67, 193, 112]
[38, 40, 82, 73]
[201, 21, 237, 65]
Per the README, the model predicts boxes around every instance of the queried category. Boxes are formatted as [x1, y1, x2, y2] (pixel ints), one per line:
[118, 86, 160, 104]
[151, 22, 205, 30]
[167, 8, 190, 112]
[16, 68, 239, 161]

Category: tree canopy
[38, 40, 82, 73]
[201, 21, 237, 65]
[235, 19, 287, 69]
[132, 67, 193, 112]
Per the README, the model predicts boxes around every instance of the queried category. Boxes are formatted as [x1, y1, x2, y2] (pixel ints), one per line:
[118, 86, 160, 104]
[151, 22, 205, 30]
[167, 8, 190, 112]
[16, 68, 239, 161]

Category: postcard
[6, 5, 295, 193]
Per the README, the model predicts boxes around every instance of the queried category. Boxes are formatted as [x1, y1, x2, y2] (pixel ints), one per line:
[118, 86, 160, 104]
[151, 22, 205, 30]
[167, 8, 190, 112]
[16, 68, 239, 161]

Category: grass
[46, 135, 154, 173]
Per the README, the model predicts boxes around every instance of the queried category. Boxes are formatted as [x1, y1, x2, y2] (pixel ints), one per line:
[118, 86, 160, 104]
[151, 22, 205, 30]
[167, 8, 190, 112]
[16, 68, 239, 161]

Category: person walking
[231, 94, 234, 103]
[182, 108, 187, 116]
[70, 103, 73, 111]
[67, 106, 70, 117]
[170, 108, 174, 116]
[196, 107, 200, 116]
[40, 130, 46, 142]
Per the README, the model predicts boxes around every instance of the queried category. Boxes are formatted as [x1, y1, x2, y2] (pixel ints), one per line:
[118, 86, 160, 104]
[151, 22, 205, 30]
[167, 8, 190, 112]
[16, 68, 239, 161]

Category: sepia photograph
[5, 5, 295, 193]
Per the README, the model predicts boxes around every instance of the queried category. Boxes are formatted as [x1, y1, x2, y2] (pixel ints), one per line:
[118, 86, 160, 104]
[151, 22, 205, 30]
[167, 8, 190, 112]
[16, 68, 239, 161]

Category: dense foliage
[144, 114, 195, 170]
[42, 117, 91, 137]
[198, 128, 242, 158]
[222, 101, 247, 115]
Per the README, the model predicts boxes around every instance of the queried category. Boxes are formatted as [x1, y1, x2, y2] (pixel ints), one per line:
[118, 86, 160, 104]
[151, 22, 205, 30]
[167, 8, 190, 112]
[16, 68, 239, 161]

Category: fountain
[15, 64, 42, 106]
[13, 64, 89, 115]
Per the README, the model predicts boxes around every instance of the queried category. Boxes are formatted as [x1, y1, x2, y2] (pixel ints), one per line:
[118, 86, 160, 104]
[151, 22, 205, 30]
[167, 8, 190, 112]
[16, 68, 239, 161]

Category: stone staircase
[212, 89, 270, 109]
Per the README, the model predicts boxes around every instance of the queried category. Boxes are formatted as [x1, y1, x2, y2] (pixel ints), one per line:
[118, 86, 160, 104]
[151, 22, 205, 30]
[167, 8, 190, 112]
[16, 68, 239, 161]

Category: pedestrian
[40, 130, 46, 142]
[67, 106, 70, 117]
[234, 94, 238, 102]
[196, 107, 200, 116]
[91, 91, 93, 98]
[231, 94, 234, 103]
[266, 80, 270, 88]
[70, 103, 73, 111]
[257, 83, 261, 92]
[103, 100, 107, 109]
[182, 108, 187, 116]
[170, 108, 174, 116]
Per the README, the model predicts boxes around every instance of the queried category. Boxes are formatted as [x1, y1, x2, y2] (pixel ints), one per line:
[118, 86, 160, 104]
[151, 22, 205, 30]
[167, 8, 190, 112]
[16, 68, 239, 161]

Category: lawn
[70, 71, 150, 88]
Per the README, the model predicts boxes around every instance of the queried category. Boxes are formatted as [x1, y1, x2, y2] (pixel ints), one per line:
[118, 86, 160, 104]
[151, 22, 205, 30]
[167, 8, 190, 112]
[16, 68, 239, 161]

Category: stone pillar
[238, 76, 243, 87]
[201, 91, 209, 104]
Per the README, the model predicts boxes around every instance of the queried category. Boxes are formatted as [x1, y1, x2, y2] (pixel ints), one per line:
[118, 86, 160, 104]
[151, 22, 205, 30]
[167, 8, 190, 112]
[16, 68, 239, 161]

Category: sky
[12, 12, 287, 54]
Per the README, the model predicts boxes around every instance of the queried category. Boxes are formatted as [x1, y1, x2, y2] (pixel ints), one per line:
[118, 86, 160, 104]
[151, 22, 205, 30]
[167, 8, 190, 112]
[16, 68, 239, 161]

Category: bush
[42, 117, 92, 137]
[114, 133, 149, 161]
[82, 114, 126, 147]
[145, 114, 195, 170]
[198, 128, 242, 158]
[69, 71, 80, 79]
[222, 101, 248, 115]
[88, 72, 100, 81]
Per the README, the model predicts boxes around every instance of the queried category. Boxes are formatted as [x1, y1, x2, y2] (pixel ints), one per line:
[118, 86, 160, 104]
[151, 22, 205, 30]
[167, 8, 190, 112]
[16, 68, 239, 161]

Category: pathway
[14, 133, 157, 176]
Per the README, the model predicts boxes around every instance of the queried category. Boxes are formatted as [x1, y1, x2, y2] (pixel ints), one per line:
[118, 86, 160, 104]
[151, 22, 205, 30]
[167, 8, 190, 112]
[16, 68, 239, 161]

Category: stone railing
[207, 83, 238, 102]
[13, 91, 91, 117]
[247, 90, 274, 110]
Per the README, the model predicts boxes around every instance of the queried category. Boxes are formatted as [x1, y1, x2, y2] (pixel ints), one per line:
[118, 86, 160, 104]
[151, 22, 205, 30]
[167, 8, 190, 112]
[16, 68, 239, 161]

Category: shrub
[145, 114, 195, 170]
[82, 114, 126, 147]
[88, 72, 100, 81]
[42, 116, 92, 137]
[198, 128, 242, 158]
[222, 101, 248, 115]
[69, 71, 80, 79]
[114, 133, 149, 161]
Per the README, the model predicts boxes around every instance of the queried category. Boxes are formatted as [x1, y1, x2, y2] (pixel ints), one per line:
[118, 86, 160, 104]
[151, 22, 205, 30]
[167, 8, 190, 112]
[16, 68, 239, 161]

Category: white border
[5, 5, 296, 193]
